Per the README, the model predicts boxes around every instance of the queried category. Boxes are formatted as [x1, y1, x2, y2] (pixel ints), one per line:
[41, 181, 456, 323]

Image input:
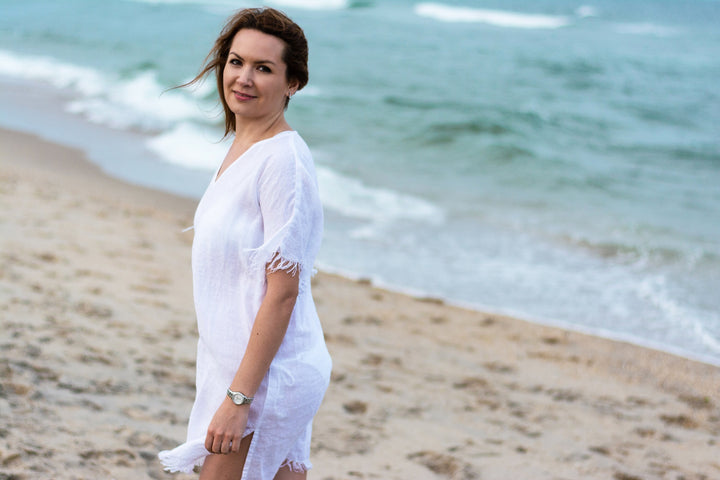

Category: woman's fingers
[212, 435, 224, 454]
[205, 401, 249, 454]
[205, 432, 214, 453]
[206, 431, 239, 454]
[230, 436, 241, 453]
[220, 436, 233, 454]
[206, 430, 223, 454]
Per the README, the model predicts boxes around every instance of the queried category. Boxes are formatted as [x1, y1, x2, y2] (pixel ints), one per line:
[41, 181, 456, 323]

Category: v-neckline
[213, 130, 295, 185]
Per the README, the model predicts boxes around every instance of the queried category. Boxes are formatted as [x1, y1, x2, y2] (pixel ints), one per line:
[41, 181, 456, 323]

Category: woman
[159, 8, 332, 479]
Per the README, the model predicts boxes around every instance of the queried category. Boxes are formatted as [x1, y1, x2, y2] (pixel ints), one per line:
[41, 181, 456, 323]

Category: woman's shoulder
[255, 131, 317, 188]
[265, 130, 310, 158]
[259, 131, 313, 171]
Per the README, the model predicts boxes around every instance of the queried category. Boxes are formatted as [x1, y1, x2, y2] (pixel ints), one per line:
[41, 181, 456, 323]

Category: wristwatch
[226, 388, 253, 406]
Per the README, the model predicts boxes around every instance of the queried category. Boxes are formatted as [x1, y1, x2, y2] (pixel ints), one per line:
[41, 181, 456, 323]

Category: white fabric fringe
[280, 459, 312, 473]
[158, 438, 207, 473]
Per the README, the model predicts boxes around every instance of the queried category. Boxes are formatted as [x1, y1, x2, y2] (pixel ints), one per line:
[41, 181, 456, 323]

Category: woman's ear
[287, 80, 300, 98]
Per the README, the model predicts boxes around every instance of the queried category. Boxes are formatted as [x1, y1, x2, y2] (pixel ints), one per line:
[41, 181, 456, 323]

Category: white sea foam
[67, 71, 207, 131]
[0, 49, 211, 132]
[635, 275, 720, 353]
[316, 166, 445, 224]
[414, 3, 570, 29]
[123, 0, 347, 9]
[0, 49, 104, 96]
[297, 85, 322, 97]
[145, 125, 443, 227]
[184, 76, 216, 100]
[615, 22, 680, 37]
[146, 122, 230, 171]
[575, 5, 598, 18]
[270, 0, 347, 9]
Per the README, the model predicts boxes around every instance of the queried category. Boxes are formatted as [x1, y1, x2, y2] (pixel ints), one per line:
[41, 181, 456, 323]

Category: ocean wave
[417, 119, 513, 144]
[634, 275, 720, 353]
[145, 121, 445, 226]
[527, 57, 604, 81]
[0, 49, 104, 96]
[383, 95, 474, 112]
[384, 96, 441, 110]
[123, 0, 349, 10]
[67, 71, 208, 131]
[414, 3, 570, 29]
[575, 5, 598, 18]
[614, 22, 681, 37]
[146, 122, 230, 171]
[568, 237, 679, 264]
[297, 85, 322, 97]
[0, 49, 211, 132]
[316, 166, 445, 225]
[608, 143, 720, 166]
[270, 0, 348, 9]
[561, 233, 720, 270]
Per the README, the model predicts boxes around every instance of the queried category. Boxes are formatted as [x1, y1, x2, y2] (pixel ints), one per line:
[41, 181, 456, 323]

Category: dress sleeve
[244, 146, 317, 277]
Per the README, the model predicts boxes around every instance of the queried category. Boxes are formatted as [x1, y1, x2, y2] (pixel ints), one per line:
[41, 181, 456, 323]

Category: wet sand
[1, 127, 718, 480]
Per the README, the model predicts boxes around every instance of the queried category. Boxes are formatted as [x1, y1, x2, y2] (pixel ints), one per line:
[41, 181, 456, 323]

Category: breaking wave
[414, 3, 570, 29]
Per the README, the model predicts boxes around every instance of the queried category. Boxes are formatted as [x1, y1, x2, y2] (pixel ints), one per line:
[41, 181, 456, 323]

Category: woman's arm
[204, 266, 300, 454]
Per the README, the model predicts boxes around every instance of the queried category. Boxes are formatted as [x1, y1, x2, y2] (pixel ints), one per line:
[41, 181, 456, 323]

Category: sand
[1, 127, 718, 480]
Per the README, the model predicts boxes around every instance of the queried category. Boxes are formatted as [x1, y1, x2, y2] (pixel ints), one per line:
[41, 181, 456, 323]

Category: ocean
[1, 0, 719, 365]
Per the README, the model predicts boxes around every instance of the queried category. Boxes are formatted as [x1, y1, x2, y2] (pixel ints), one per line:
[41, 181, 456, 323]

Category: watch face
[232, 394, 242, 405]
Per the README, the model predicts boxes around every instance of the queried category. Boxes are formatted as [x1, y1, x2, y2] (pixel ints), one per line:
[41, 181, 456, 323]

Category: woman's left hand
[205, 399, 249, 454]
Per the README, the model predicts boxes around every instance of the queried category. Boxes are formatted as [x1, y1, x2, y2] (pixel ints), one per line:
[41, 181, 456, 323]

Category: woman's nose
[236, 67, 253, 86]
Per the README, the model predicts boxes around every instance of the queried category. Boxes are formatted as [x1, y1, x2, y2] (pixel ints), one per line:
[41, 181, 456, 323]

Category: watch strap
[227, 388, 253, 405]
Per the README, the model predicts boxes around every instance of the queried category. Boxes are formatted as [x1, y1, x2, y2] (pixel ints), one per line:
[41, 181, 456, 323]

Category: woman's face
[223, 29, 296, 126]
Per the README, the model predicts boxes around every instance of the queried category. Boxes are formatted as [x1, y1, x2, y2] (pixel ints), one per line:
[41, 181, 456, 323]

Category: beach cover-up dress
[158, 130, 332, 478]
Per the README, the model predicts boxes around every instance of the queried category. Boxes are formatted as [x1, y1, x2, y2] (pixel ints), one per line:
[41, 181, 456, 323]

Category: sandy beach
[1, 126, 719, 480]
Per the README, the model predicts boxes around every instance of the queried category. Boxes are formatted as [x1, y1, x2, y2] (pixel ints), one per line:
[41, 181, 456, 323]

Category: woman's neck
[216, 114, 293, 181]
[233, 112, 291, 149]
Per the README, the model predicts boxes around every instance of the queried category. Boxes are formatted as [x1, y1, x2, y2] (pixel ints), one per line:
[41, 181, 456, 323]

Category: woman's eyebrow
[228, 51, 277, 65]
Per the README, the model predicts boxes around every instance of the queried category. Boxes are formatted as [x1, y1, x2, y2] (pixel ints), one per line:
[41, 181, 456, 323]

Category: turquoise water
[1, 0, 719, 364]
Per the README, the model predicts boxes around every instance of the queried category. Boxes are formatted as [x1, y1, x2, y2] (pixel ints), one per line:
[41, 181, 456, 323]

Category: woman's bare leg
[273, 465, 307, 480]
[199, 433, 253, 480]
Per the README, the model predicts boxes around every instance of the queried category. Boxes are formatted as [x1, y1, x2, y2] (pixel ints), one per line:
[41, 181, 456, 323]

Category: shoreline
[317, 261, 720, 369]
[2, 126, 719, 479]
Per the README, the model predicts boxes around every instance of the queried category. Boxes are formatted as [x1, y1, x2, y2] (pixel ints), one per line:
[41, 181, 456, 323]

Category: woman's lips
[233, 91, 256, 101]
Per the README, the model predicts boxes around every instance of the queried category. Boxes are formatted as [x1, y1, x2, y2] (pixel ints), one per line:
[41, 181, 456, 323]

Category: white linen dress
[159, 130, 332, 478]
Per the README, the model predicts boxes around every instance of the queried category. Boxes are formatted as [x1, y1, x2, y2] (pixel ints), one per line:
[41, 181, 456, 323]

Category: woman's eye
[229, 58, 241, 66]
[258, 65, 271, 73]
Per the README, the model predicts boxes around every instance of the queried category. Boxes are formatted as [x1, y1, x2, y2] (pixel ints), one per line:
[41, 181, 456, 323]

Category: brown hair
[185, 8, 309, 136]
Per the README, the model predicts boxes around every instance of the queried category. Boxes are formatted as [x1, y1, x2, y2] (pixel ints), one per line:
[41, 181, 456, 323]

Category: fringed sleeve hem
[243, 139, 320, 280]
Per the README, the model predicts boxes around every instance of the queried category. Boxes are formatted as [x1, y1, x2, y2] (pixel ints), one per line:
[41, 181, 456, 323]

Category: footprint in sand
[546, 388, 581, 402]
[482, 362, 515, 374]
[407, 450, 479, 480]
[73, 301, 113, 319]
[342, 315, 382, 326]
[342, 400, 368, 415]
[633, 426, 656, 438]
[659, 413, 698, 429]
[678, 394, 713, 410]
